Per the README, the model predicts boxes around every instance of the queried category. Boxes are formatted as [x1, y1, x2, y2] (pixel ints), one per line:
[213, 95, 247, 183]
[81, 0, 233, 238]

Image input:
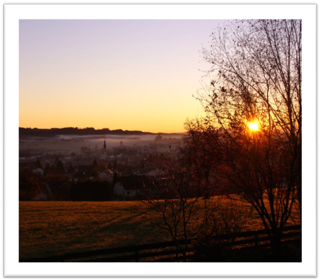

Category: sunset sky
[19, 20, 222, 133]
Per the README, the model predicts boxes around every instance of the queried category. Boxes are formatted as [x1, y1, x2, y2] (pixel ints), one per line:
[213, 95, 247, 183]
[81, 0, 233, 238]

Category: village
[19, 134, 182, 201]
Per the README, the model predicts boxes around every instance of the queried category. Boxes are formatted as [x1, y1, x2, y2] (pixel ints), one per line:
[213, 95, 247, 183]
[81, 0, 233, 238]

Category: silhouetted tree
[55, 159, 65, 174]
[159, 153, 165, 161]
[44, 173, 69, 200]
[107, 162, 112, 169]
[98, 161, 107, 171]
[36, 158, 42, 169]
[44, 163, 51, 175]
[55, 157, 60, 165]
[141, 146, 224, 261]
[19, 169, 44, 200]
[67, 163, 74, 173]
[113, 172, 118, 185]
[193, 19, 301, 255]
[154, 134, 163, 142]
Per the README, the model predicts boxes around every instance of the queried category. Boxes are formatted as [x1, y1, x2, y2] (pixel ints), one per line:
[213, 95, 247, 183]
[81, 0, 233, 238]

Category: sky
[19, 20, 222, 133]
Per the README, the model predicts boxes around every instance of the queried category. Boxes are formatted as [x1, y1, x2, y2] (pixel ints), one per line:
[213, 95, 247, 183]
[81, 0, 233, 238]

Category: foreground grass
[19, 198, 300, 260]
[20, 201, 161, 259]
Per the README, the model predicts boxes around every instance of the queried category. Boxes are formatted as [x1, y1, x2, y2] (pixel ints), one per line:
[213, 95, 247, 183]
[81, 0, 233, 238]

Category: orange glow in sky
[19, 20, 222, 133]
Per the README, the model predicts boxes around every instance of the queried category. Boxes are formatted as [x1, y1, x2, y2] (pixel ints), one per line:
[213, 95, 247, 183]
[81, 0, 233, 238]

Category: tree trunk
[271, 229, 282, 260]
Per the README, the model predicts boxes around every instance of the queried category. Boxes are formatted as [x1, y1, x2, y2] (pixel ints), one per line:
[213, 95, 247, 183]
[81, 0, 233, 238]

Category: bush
[192, 202, 247, 261]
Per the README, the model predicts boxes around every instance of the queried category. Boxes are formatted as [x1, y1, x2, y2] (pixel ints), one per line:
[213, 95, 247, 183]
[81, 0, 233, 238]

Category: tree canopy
[185, 19, 301, 253]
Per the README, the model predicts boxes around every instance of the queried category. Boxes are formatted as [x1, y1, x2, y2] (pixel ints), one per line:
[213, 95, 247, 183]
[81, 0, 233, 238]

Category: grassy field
[20, 201, 161, 259]
[19, 198, 300, 260]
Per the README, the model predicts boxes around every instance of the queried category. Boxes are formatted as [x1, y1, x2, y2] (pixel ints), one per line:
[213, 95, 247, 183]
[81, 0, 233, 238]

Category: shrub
[192, 202, 247, 261]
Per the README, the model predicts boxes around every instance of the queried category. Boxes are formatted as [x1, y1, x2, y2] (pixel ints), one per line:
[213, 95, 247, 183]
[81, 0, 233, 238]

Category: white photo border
[4, 3, 316, 277]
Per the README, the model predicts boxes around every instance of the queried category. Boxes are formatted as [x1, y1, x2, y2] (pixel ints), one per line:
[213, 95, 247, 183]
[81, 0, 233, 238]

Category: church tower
[100, 140, 107, 160]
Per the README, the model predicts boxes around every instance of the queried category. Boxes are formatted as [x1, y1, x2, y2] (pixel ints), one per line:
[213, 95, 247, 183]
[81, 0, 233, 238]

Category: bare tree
[191, 19, 301, 255]
[140, 148, 206, 261]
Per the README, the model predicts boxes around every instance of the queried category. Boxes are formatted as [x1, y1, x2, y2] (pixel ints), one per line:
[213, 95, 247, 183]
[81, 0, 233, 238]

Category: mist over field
[56, 133, 184, 142]
[20, 133, 184, 156]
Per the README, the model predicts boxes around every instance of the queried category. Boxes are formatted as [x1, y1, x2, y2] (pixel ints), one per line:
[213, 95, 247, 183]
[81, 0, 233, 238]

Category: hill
[19, 127, 156, 138]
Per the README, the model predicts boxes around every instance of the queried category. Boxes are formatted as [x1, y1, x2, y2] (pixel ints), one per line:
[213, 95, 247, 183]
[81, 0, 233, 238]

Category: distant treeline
[19, 127, 155, 138]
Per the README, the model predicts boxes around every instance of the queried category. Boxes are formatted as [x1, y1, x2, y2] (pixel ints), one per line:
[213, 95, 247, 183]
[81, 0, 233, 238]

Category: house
[34, 192, 47, 201]
[114, 175, 164, 199]
[98, 169, 113, 183]
[133, 166, 155, 176]
[114, 175, 151, 198]
[32, 168, 44, 176]
[146, 168, 165, 177]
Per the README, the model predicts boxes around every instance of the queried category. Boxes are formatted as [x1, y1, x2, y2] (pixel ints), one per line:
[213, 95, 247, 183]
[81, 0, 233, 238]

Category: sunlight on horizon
[248, 122, 259, 131]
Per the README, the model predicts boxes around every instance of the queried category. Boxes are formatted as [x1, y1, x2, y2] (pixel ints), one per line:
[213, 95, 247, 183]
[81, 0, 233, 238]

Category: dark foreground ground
[192, 241, 301, 262]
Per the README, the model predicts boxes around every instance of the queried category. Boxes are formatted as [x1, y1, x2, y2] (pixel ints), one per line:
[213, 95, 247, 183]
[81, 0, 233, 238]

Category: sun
[248, 122, 259, 131]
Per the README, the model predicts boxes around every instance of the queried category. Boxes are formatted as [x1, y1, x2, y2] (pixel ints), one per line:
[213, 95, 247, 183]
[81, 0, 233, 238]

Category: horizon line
[19, 126, 187, 134]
